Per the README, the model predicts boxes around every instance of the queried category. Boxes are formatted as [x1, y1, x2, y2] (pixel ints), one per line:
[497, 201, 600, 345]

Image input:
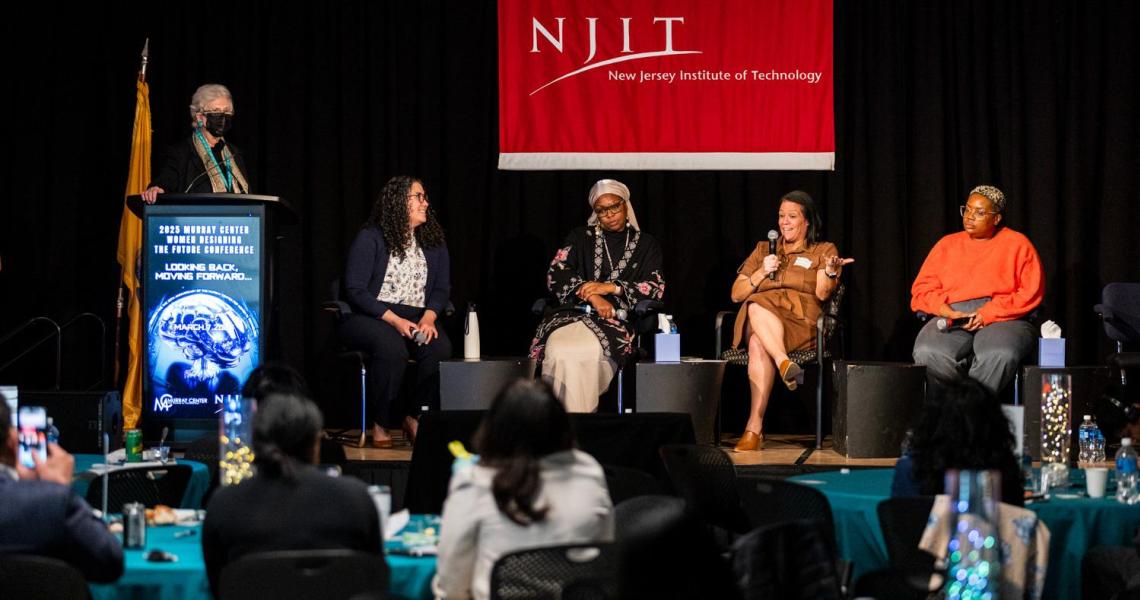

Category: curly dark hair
[908, 379, 1022, 504]
[365, 175, 445, 259]
[473, 379, 575, 526]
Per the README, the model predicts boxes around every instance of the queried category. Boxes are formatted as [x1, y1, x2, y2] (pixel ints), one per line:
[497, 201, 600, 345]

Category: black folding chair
[489, 543, 618, 600]
[219, 549, 388, 600]
[658, 444, 751, 535]
[0, 554, 91, 599]
[85, 463, 193, 513]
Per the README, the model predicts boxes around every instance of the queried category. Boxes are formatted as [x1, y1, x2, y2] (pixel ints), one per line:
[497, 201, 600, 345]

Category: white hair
[189, 84, 233, 119]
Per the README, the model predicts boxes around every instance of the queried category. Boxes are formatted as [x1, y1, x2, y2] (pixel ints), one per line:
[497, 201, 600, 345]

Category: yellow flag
[116, 78, 151, 430]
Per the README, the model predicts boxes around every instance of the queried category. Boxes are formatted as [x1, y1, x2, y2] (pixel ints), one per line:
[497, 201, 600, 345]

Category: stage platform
[292, 429, 906, 512]
[329, 430, 897, 474]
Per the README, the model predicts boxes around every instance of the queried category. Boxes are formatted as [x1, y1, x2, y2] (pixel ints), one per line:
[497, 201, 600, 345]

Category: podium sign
[142, 204, 265, 421]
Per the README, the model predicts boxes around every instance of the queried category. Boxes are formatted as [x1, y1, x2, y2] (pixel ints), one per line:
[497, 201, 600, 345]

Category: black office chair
[735, 475, 852, 595]
[0, 554, 91, 599]
[1095, 283, 1140, 394]
[602, 463, 665, 505]
[876, 496, 937, 571]
[716, 283, 845, 449]
[85, 464, 193, 514]
[531, 296, 664, 413]
[731, 519, 844, 600]
[323, 277, 453, 447]
[845, 497, 941, 600]
[657, 444, 751, 535]
[489, 543, 618, 600]
[219, 549, 388, 600]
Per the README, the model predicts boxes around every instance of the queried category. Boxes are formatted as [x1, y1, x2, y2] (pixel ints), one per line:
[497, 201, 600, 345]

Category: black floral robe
[530, 225, 665, 366]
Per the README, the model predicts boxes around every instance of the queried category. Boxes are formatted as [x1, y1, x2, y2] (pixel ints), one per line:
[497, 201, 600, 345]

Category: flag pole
[113, 38, 149, 389]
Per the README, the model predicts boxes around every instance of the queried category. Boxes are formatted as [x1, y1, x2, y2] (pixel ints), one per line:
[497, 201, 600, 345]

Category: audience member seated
[529, 179, 665, 413]
[202, 393, 381, 598]
[891, 379, 1024, 505]
[911, 185, 1044, 394]
[726, 190, 852, 452]
[433, 379, 615, 600]
[243, 362, 346, 465]
[0, 392, 124, 582]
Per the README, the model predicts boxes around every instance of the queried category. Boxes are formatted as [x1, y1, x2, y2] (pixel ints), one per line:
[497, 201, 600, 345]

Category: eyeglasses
[407, 192, 429, 204]
[593, 201, 624, 217]
[960, 205, 998, 219]
[201, 109, 235, 117]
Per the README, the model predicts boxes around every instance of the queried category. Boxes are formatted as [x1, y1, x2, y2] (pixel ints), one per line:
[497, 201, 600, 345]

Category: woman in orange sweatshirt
[911, 185, 1044, 394]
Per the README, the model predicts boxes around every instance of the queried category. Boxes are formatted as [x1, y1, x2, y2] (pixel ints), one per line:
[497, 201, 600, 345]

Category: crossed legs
[736, 303, 797, 451]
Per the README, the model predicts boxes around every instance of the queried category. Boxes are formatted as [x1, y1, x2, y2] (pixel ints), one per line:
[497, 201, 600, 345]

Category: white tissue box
[655, 333, 681, 363]
[1039, 338, 1065, 367]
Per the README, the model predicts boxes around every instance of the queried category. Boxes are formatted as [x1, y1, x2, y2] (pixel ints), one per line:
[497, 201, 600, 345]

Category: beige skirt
[540, 322, 617, 413]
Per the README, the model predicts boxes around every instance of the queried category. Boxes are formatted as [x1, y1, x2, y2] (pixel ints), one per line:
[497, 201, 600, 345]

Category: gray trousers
[912, 298, 1036, 394]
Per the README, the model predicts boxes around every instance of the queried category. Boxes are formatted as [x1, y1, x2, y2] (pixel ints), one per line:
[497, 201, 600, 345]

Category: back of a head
[475, 379, 574, 461]
[911, 379, 1016, 493]
[252, 393, 323, 479]
[473, 379, 575, 525]
[242, 363, 310, 404]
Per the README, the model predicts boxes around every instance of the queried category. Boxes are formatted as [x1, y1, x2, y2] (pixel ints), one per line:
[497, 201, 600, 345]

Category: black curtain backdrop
[2, 1, 1139, 400]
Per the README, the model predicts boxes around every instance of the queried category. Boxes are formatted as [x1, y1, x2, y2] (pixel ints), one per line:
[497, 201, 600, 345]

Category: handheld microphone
[936, 317, 969, 332]
[767, 230, 779, 280]
[577, 304, 627, 321]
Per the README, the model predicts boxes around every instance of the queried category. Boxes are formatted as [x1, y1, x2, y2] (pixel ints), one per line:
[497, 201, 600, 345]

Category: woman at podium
[339, 176, 451, 448]
[141, 83, 251, 203]
[529, 179, 665, 413]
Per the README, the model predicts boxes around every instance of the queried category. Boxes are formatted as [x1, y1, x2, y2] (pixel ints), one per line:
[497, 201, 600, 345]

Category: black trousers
[337, 305, 452, 428]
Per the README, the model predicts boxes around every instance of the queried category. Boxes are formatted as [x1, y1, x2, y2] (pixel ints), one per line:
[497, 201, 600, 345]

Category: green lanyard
[194, 129, 234, 192]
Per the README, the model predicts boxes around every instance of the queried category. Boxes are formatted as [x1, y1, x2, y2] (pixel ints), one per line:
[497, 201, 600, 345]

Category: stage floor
[329, 430, 899, 468]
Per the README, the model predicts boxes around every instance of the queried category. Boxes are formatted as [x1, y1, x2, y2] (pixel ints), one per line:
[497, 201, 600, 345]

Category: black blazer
[343, 226, 451, 318]
[0, 471, 124, 582]
[149, 135, 252, 194]
[201, 466, 382, 598]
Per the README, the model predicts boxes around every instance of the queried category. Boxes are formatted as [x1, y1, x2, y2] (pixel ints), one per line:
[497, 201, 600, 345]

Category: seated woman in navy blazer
[339, 175, 451, 447]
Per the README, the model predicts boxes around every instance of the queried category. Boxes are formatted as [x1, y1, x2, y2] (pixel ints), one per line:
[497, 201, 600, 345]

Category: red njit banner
[498, 0, 834, 171]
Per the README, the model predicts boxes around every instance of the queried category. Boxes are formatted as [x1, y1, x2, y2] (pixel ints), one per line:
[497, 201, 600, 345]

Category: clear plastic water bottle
[1079, 415, 1096, 464]
[46, 417, 60, 446]
[1115, 438, 1139, 504]
[1092, 419, 1107, 463]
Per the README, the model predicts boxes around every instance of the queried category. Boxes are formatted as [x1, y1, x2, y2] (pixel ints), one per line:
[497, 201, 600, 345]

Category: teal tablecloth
[89, 517, 438, 600]
[72, 455, 212, 510]
[789, 468, 1140, 600]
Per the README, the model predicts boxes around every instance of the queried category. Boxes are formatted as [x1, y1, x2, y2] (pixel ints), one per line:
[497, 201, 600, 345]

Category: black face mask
[203, 113, 232, 137]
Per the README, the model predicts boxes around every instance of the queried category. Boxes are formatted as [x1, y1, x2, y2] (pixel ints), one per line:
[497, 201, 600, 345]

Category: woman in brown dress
[728, 191, 853, 452]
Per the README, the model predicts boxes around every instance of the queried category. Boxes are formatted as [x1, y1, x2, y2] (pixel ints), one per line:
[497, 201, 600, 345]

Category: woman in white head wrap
[529, 179, 665, 413]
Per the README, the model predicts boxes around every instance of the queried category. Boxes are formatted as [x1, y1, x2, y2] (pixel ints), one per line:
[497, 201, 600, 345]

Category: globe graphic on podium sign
[150, 289, 258, 388]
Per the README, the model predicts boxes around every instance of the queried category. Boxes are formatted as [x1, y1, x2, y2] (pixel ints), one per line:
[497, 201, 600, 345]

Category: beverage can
[123, 502, 147, 548]
[125, 429, 143, 463]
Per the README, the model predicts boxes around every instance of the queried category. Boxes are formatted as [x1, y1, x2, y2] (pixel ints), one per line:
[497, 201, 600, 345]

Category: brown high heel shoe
[402, 415, 419, 446]
[778, 359, 802, 391]
[370, 425, 393, 449]
[734, 430, 764, 452]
